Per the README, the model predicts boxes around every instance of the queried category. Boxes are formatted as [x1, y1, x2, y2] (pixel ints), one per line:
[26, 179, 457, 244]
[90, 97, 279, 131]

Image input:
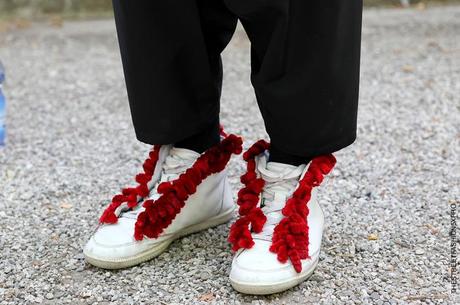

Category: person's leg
[85, 1, 242, 270]
[175, 0, 241, 152]
[112, 0, 237, 147]
[226, 0, 362, 162]
[226, 0, 363, 294]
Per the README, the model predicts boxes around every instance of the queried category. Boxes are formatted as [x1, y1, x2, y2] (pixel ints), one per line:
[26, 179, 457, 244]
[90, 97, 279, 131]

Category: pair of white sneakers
[83, 134, 335, 295]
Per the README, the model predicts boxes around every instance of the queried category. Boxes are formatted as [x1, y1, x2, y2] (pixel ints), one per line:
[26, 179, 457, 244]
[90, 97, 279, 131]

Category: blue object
[0, 60, 5, 146]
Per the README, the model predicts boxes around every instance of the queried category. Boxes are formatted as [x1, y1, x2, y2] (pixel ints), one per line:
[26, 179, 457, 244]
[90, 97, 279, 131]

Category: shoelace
[121, 148, 199, 219]
[253, 162, 305, 241]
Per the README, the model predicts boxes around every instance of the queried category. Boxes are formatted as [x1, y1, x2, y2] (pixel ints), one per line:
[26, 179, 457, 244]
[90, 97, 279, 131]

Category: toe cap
[230, 239, 319, 285]
[84, 218, 163, 262]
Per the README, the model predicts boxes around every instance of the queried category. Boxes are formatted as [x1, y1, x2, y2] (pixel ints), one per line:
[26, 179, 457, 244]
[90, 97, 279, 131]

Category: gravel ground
[0, 5, 459, 305]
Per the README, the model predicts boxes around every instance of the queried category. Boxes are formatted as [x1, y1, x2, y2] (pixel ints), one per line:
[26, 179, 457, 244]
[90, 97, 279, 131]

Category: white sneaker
[228, 140, 335, 295]
[84, 134, 242, 269]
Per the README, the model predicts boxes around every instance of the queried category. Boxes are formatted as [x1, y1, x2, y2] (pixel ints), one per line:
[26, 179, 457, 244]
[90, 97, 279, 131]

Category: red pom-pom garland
[99, 145, 162, 224]
[228, 140, 270, 251]
[269, 154, 336, 272]
[228, 140, 336, 273]
[133, 134, 243, 241]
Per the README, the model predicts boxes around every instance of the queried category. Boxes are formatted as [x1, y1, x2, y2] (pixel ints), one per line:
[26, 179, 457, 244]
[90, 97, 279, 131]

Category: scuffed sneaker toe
[84, 218, 135, 260]
[83, 218, 169, 269]
[230, 240, 320, 295]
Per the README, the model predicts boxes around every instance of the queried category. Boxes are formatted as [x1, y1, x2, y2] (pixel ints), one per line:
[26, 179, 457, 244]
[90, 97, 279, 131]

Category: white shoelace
[120, 148, 199, 219]
[253, 159, 306, 241]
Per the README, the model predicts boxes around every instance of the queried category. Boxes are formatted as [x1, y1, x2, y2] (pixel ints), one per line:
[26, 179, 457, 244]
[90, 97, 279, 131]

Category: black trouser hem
[270, 132, 357, 158]
[134, 112, 220, 146]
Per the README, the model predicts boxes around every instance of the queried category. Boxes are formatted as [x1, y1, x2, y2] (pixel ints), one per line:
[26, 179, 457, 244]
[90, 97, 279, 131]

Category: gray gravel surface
[0, 6, 459, 305]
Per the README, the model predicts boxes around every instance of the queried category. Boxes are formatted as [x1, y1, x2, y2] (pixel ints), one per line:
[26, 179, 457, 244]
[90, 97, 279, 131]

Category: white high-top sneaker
[228, 140, 335, 295]
[84, 134, 242, 269]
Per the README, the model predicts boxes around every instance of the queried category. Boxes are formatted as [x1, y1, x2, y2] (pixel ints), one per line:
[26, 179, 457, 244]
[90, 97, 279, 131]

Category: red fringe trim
[134, 134, 243, 241]
[228, 140, 270, 251]
[99, 145, 162, 224]
[219, 124, 227, 138]
[269, 154, 336, 273]
[227, 140, 336, 273]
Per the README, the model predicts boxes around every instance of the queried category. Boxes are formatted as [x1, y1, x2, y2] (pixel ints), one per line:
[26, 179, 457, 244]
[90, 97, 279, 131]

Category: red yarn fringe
[134, 134, 243, 241]
[269, 154, 336, 273]
[219, 124, 227, 137]
[228, 140, 270, 251]
[99, 145, 162, 224]
[228, 140, 336, 273]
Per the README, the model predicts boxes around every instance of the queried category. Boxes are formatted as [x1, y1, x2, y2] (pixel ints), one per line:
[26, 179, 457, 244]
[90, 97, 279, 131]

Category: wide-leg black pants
[112, 0, 362, 157]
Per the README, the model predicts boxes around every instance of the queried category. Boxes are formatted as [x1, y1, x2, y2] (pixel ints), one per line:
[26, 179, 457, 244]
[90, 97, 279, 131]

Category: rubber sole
[84, 207, 235, 269]
[230, 258, 319, 295]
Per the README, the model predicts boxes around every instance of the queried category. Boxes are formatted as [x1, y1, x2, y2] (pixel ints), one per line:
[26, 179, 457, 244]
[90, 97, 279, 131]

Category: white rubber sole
[84, 207, 235, 269]
[230, 258, 319, 295]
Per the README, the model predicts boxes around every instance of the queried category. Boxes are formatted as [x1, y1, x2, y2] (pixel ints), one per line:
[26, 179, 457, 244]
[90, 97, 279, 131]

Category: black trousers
[112, 0, 362, 157]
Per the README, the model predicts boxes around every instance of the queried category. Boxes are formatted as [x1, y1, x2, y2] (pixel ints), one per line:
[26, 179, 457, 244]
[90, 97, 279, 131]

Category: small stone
[310, 274, 324, 282]
[402, 65, 414, 73]
[371, 292, 380, 300]
[368, 234, 379, 241]
[199, 271, 211, 280]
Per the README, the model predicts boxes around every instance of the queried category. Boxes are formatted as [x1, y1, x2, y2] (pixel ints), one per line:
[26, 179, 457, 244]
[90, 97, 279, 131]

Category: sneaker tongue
[256, 161, 307, 240]
[162, 147, 200, 175]
[259, 161, 306, 207]
[262, 161, 306, 181]
[266, 161, 299, 173]
[168, 147, 201, 160]
[121, 146, 200, 219]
